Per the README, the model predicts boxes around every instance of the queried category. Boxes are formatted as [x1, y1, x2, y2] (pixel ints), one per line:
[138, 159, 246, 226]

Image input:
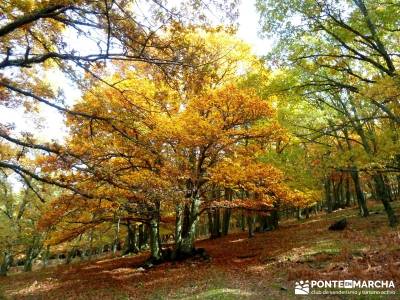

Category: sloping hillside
[1, 202, 399, 300]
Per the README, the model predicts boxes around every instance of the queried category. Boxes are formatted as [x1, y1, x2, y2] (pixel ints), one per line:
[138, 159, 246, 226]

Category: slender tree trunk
[112, 216, 121, 255]
[149, 218, 162, 261]
[241, 211, 246, 231]
[138, 223, 149, 250]
[333, 178, 342, 210]
[340, 177, 347, 208]
[87, 228, 94, 260]
[367, 181, 377, 200]
[345, 175, 351, 207]
[42, 245, 50, 268]
[138, 224, 144, 249]
[397, 174, 400, 198]
[207, 210, 214, 237]
[222, 188, 232, 236]
[297, 207, 302, 220]
[350, 167, 369, 217]
[325, 175, 333, 213]
[247, 215, 255, 238]
[174, 203, 183, 258]
[271, 210, 279, 229]
[24, 251, 34, 271]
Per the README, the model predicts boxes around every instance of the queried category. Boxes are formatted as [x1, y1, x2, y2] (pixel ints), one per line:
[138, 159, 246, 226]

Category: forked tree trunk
[123, 221, 139, 255]
[24, 236, 42, 271]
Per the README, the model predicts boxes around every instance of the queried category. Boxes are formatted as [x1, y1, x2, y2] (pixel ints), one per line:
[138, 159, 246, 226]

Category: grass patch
[180, 288, 254, 300]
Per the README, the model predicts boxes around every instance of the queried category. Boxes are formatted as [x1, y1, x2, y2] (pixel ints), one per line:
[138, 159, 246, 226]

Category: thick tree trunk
[179, 195, 201, 255]
[333, 178, 343, 210]
[373, 173, 398, 227]
[350, 167, 369, 217]
[304, 207, 310, 219]
[222, 209, 231, 236]
[123, 221, 139, 255]
[271, 210, 279, 229]
[383, 175, 394, 202]
[260, 215, 269, 231]
[211, 208, 221, 238]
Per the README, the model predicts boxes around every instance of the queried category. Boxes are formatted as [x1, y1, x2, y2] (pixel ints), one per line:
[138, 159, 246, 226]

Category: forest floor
[1, 201, 400, 300]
